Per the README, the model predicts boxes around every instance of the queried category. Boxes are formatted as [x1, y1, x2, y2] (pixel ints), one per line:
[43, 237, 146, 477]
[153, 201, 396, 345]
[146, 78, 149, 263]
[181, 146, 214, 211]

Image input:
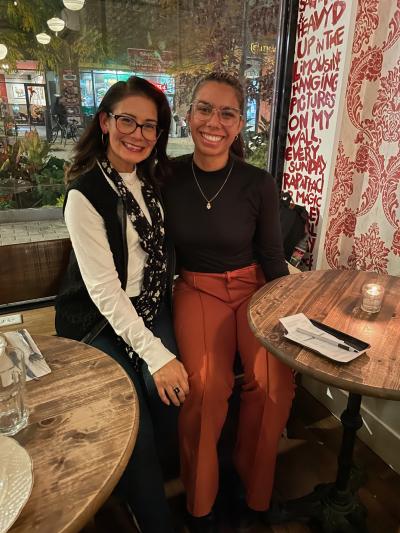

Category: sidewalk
[0, 220, 69, 246]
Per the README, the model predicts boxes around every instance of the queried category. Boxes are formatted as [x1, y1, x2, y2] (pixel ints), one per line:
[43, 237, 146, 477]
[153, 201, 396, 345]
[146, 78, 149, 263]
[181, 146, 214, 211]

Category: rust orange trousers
[173, 264, 295, 517]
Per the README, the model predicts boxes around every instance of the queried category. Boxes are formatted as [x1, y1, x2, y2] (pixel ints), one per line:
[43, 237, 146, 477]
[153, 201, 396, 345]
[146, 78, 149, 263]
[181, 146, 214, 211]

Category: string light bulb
[47, 17, 65, 34]
[0, 44, 8, 60]
[63, 0, 85, 10]
[36, 33, 51, 44]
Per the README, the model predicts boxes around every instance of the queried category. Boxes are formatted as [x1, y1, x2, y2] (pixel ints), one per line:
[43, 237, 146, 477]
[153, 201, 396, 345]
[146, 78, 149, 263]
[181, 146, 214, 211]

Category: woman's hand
[153, 358, 189, 406]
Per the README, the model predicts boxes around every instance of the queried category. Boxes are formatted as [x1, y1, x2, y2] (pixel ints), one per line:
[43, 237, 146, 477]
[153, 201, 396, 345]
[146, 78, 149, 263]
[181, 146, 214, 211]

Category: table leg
[267, 393, 368, 532]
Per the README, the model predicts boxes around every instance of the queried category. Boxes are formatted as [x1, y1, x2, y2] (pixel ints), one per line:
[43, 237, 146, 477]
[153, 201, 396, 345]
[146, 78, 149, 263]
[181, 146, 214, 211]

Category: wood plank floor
[82, 385, 400, 533]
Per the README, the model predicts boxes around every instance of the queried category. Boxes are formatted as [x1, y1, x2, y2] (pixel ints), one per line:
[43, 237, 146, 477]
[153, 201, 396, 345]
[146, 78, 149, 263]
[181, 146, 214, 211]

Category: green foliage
[0, 141, 30, 186]
[245, 141, 269, 169]
[19, 130, 50, 175]
[244, 116, 269, 169]
[33, 155, 66, 206]
[34, 183, 66, 208]
[55, 194, 65, 207]
[0, 198, 16, 210]
[0, 131, 67, 209]
[158, 0, 278, 110]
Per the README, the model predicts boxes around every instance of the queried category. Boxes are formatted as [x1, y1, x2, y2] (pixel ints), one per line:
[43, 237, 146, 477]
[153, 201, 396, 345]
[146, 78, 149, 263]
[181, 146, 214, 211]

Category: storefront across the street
[79, 68, 175, 118]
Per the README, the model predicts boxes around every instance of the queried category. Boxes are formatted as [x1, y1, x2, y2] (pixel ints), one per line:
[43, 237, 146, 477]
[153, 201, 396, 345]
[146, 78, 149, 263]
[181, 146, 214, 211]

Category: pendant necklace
[191, 158, 234, 210]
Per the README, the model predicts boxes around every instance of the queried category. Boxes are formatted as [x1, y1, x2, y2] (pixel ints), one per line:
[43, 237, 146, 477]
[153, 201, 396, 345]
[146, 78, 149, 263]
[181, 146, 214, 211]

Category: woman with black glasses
[163, 72, 294, 532]
[55, 76, 189, 533]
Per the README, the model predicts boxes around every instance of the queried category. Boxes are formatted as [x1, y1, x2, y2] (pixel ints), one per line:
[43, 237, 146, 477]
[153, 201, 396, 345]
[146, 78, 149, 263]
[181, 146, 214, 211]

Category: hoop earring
[234, 135, 239, 140]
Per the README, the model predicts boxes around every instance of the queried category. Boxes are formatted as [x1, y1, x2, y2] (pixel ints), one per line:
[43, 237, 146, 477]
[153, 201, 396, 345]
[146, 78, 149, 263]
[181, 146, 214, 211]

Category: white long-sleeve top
[64, 164, 176, 374]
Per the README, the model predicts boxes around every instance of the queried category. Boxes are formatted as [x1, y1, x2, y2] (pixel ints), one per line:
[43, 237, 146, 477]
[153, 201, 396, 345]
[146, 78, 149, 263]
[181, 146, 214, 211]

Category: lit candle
[361, 283, 385, 313]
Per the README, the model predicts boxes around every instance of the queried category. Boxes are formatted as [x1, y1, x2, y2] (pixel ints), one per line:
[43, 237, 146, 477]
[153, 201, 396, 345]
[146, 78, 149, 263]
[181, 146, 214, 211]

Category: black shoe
[258, 502, 288, 525]
[186, 511, 218, 533]
[231, 502, 258, 533]
[94, 497, 140, 532]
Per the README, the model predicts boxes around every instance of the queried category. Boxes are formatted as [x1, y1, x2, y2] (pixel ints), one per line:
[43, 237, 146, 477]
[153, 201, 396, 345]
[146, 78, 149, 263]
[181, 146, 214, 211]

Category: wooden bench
[0, 238, 71, 335]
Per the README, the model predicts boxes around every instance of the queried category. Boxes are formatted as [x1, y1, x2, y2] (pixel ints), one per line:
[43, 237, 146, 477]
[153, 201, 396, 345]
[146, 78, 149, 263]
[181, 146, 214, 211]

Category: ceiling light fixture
[36, 33, 51, 44]
[47, 17, 65, 34]
[63, 0, 85, 10]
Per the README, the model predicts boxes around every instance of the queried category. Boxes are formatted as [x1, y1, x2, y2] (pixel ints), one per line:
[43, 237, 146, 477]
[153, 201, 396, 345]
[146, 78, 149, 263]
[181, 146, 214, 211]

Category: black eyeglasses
[108, 113, 162, 141]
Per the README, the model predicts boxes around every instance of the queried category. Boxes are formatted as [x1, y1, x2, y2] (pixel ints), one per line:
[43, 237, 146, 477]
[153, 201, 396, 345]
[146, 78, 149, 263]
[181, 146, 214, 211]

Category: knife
[18, 330, 43, 359]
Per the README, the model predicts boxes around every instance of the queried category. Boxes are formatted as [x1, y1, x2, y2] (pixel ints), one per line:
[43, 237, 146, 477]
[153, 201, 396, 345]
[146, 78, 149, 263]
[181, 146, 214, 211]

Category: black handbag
[279, 191, 309, 262]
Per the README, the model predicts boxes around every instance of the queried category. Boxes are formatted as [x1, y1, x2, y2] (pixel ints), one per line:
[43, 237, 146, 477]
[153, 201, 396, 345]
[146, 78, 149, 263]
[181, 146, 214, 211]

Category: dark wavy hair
[190, 72, 245, 159]
[66, 76, 171, 185]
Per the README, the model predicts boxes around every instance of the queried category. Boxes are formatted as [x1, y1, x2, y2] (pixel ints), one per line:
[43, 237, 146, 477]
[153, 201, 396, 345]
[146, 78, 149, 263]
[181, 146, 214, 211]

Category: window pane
[0, 0, 281, 233]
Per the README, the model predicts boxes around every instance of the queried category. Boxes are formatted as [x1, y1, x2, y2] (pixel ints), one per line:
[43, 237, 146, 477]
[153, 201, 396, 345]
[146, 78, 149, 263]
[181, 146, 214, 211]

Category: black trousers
[90, 303, 179, 533]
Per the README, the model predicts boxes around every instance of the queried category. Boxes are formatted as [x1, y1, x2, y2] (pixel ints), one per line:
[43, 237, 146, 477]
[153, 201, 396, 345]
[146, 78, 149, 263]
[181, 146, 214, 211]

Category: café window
[0, 0, 291, 227]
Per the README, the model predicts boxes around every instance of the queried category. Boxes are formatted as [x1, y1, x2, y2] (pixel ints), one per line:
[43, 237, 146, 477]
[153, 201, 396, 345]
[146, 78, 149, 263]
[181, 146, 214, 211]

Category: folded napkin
[279, 313, 367, 363]
[1, 330, 51, 381]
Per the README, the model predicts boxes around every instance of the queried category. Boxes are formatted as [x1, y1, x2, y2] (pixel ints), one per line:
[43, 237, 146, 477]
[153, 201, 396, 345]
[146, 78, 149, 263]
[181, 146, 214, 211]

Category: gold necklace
[191, 159, 234, 210]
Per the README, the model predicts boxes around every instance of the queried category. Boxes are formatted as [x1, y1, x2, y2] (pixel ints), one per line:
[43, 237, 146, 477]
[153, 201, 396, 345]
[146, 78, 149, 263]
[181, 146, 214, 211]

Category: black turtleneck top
[163, 154, 288, 281]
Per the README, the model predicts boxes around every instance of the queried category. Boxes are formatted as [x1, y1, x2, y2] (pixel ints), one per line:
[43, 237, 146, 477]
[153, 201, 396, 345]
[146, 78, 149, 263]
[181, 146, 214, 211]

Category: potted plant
[0, 130, 67, 211]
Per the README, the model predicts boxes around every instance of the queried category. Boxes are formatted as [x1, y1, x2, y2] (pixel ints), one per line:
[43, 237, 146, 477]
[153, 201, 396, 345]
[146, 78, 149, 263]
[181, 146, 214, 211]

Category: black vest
[55, 165, 173, 341]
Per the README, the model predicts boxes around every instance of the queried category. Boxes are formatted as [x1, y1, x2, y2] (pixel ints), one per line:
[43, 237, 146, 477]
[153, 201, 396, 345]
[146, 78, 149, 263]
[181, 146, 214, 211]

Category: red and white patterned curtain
[322, 0, 400, 276]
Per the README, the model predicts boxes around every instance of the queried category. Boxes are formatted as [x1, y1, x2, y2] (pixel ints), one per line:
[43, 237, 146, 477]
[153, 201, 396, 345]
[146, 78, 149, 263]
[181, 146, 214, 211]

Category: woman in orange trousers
[163, 72, 295, 533]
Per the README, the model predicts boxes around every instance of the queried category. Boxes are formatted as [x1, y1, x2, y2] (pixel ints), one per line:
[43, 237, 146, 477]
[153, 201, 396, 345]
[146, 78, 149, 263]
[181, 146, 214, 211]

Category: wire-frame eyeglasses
[190, 100, 242, 126]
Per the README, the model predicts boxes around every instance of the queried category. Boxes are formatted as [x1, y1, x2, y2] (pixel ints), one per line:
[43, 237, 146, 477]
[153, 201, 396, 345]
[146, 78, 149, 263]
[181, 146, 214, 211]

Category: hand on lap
[153, 358, 189, 406]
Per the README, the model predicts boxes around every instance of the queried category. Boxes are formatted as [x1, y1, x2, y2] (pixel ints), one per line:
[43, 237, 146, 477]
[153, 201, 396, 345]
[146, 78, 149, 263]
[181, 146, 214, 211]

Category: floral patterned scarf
[99, 157, 167, 333]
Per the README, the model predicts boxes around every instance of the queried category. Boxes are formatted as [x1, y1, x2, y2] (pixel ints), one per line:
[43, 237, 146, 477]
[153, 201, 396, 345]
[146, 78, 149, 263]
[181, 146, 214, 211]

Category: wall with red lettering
[321, 0, 400, 276]
[282, 0, 356, 268]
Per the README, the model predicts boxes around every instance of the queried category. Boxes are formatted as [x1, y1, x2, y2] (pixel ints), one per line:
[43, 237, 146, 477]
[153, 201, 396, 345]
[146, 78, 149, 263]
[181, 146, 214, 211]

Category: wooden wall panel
[0, 238, 71, 305]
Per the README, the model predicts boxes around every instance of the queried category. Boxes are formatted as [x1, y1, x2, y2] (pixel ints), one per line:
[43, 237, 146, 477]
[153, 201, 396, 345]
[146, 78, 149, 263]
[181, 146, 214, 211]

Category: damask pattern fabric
[322, 0, 400, 276]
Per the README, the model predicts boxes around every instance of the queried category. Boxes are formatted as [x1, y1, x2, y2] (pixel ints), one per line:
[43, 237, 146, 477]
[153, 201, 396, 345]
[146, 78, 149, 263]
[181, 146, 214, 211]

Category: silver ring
[173, 387, 180, 395]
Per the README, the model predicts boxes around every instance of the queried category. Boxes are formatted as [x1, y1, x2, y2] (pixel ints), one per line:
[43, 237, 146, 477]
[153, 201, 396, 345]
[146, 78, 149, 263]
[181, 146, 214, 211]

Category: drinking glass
[0, 346, 29, 436]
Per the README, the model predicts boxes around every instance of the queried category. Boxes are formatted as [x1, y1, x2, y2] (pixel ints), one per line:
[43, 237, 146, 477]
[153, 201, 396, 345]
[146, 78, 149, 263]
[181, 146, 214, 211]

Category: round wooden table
[10, 335, 139, 533]
[248, 269, 400, 532]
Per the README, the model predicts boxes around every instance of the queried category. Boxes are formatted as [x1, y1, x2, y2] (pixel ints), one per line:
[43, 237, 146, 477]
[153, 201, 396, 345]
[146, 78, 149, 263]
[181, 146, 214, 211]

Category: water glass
[0, 346, 29, 436]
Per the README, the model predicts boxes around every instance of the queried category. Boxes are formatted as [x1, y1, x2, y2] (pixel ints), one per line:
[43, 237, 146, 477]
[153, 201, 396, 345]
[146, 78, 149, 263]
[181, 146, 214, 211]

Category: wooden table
[248, 269, 400, 532]
[9, 335, 139, 533]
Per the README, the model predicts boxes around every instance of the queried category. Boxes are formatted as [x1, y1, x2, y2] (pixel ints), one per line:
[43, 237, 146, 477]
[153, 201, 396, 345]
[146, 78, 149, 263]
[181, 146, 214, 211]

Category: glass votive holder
[361, 283, 385, 313]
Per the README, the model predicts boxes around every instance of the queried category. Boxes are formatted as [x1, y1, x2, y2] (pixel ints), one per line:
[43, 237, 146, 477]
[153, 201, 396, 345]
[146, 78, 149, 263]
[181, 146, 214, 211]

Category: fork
[18, 329, 44, 363]
[17, 330, 45, 378]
